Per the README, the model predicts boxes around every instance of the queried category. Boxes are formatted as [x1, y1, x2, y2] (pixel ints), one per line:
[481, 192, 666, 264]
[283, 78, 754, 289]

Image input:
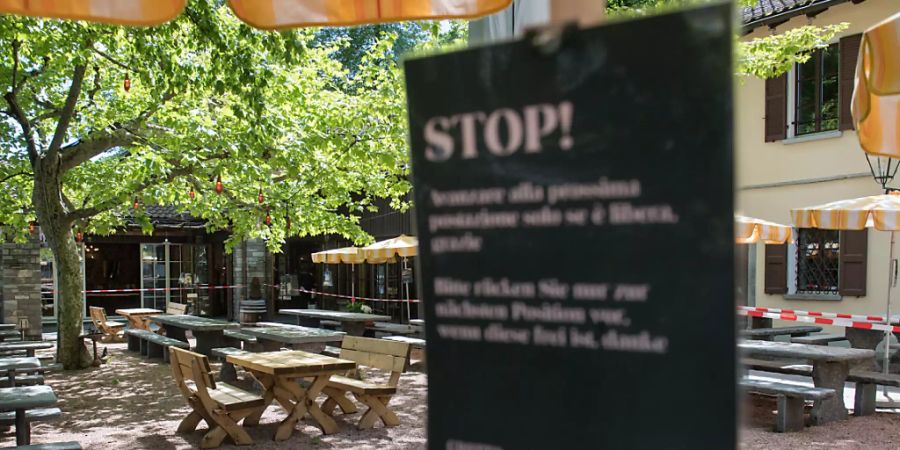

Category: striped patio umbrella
[361, 235, 417, 321]
[0, 0, 511, 28]
[852, 11, 900, 158]
[735, 215, 792, 245]
[791, 192, 900, 374]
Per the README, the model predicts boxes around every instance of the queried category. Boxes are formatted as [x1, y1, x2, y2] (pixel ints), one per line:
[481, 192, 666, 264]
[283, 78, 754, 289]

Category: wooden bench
[88, 307, 124, 342]
[254, 322, 300, 329]
[740, 378, 835, 432]
[321, 336, 411, 429]
[790, 333, 847, 345]
[321, 320, 341, 330]
[167, 302, 189, 315]
[368, 323, 415, 337]
[383, 336, 426, 348]
[741, 326, 823, 341]
[125, 329, 188, 362]
[170, 347, 265, 448]
[0, 342, 54, 358]
[3, 442, 82, 450]
[0, 365, 61, 388]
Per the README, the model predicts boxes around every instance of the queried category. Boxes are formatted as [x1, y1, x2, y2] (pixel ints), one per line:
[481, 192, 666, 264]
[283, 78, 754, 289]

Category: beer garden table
[148, 315, 238, 356]
[279, 309, 391, 336]
[240, 326, 345, 352]
[739, 339, 875, 424]
[0, 384, 56, 445]
[115, 308, 163, 331]
[226, 350, 356, 441]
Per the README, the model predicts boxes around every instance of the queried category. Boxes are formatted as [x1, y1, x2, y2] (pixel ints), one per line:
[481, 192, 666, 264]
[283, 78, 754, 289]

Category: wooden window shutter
[839, 33, 863, 131]
[764, 243, 788, 294]
[839, 229, 867, 296]
[764, 74, 788, 142]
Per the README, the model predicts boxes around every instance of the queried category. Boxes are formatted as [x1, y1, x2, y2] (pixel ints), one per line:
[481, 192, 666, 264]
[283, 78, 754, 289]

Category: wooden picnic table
[279, 309, 391, 336]
[240, 326, 344, 352]
[227, 350, 356, 441]
[0, 358, 40, 372]
[0, 342, 53, 357]
[740, 339, 875, 424]
[115, 308, 163, 331]
[0, 324, 16, 331]
[148, 315, 238, 356]
[0, 385, 57, 445]
[740, 326, 822, 341]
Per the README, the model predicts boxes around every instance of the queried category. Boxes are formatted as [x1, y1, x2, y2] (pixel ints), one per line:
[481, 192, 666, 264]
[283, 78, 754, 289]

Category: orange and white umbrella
[360, 234, 417, 260]
[852, 12, 900, 158]
[791, 193, 900, 231]
[791, 192, 900, 374]
[735, 215, 792, 244]
[0, 0, 511, 28]
[311, 246, 365, 264]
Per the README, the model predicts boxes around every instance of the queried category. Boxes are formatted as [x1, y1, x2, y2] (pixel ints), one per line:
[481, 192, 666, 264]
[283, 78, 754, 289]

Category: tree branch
[58, 126, 138, 173]
[0, 171, 32, 184]
[3, 92, 39, 164]
[10, 39, 19, 92]
[47, 64, 87, 161]
[90, 47, 138, 73]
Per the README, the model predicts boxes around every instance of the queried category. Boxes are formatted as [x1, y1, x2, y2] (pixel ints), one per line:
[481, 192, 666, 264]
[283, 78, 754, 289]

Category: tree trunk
[32, 161, 92, 370]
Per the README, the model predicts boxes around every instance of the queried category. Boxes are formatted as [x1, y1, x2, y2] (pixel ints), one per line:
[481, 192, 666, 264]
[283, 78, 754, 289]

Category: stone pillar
[232, 239, 270, 320]
[1, 236, 42, 338]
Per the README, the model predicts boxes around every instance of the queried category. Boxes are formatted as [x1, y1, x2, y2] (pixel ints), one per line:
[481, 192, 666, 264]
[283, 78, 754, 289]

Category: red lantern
[75, 231, 83, 242]
[124, 73, 131, 92]
[28, 222, 35, 235]
[258, 188, 264, 204]
[133, 197, 140, 209]
[188, 186, 195, 200]
[264, 210, 272, 226]
[285, 215, 291, 231]
[215, 175, 223, 194]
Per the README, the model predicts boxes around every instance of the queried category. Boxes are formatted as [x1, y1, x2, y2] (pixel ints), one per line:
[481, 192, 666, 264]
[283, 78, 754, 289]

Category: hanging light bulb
[188, 186, 195, 200]
[215, 175, 224, 194]
[264, 209, 272, 226]
[123, 73, 131, 92]
[75, 231, 83, 242]
[133, 197, 140, 209]
[258, 187, 264, 204]
[28, 222, 35, 235]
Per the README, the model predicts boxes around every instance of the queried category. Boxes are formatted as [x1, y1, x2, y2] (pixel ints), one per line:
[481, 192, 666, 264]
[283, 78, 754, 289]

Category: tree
[0, 1, 412, 368]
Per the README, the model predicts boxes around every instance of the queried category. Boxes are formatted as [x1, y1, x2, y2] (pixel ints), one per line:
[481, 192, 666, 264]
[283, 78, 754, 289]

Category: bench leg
[854, 382, 877, 416]
[147, 341, 163, 359]
[776, 395, 805, 432]
[162, 347, 170, 363]
[127, 334, 140, 352]
[139, 339, 149, 358]
[219, 362, 237, 383]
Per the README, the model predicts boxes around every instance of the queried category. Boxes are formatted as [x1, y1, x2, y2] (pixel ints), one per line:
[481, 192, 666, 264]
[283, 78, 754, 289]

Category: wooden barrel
[239, 299, 266, 325]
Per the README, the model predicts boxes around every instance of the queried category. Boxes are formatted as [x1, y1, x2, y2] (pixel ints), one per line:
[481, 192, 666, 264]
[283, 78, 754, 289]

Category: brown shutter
[764, 74, 788, 142]
[839, 229, 867, 296]
[839, 33, 862, 131]
[764, 243, 788, 294]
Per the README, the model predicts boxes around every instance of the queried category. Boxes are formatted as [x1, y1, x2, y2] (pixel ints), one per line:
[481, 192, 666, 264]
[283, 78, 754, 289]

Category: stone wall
[0, 236, 43, 338]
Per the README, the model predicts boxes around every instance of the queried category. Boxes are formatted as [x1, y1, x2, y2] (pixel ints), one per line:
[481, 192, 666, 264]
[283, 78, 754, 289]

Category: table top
[0, 358, 40, 371]
[279, 309, 391, 323]
[115, 308, 163, 316]
[0, 324, 15, 331]
[0, 385, 56, 411]
[148, 315, 239, 331]
[739, 339, 876, 362]
[0, 330, 21, 337]
[742, 326, 823, 337]
[0, 342, 53, 350]
[227, 350, 356, 376]
[242, 326, 345, 344]
[410, 319, 425, 326]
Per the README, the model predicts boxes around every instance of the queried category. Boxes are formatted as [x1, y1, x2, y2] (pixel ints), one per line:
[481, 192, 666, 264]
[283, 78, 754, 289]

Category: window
[793, 44, 839, 136]
[795, 228, 840, 295]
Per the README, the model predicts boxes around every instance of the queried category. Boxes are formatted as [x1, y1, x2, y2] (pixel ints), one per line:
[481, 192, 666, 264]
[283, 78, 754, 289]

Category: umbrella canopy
[852, 11, 900, 158]
[791, 193, 900, 231]
[0, 0, 511, 28]
[311, 246, 366, 264]
[735, 215, 792, 244]
[361, 234, 417, 260]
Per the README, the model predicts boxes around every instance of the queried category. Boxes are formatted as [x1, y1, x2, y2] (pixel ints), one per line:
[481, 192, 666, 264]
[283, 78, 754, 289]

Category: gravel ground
[0, 342, 426, 449]
[1, 343, 897, 449]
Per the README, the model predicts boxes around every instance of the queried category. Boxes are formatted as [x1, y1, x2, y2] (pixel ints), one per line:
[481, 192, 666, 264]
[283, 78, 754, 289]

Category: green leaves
[737, 23, 850, 79]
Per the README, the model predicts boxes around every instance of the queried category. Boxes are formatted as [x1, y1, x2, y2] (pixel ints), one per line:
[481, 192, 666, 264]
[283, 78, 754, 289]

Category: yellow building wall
[736, 0, 900, 328]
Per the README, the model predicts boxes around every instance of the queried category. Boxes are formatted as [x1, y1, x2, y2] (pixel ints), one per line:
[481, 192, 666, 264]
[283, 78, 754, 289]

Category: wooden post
[549, 0, 606, 27]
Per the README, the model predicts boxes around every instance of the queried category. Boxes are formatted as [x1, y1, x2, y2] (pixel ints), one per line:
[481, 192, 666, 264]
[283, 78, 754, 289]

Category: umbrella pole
[403, 257, 411, 323]
[352, 264, 356, 303]
[885, 231, 896, 378]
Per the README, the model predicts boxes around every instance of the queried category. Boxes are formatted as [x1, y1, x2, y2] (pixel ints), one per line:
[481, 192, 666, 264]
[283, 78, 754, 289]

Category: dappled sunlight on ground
[0, 342, 427, 449]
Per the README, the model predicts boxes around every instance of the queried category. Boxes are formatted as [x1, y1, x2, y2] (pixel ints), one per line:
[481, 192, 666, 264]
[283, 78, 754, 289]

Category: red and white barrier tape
[79, 284, 244, 294]
[291, 287, 420, 304]
[737, 309, 900, 333]
[738, 306, 886, 323]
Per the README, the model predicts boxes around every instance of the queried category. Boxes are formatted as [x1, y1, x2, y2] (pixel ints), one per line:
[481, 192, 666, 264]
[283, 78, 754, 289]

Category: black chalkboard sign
[405, 4, 735, 449]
